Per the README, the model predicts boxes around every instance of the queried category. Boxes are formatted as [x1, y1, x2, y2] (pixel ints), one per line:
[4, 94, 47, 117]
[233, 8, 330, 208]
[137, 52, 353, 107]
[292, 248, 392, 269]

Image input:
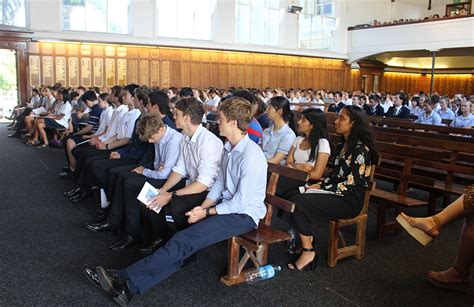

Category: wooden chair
[220, 163, 309, 286]
[327, 161, 377, 267]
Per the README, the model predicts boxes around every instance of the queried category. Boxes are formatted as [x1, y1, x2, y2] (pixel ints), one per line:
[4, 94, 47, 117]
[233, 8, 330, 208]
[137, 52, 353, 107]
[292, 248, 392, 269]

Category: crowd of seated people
[5, 83, 473, 304]
[351, 9, 471, 29]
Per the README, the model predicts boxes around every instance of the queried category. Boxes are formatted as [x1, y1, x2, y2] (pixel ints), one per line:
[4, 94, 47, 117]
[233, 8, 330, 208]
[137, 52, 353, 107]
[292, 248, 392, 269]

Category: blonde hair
[136, 113, 165, 141]
[218, 97, 252, 132]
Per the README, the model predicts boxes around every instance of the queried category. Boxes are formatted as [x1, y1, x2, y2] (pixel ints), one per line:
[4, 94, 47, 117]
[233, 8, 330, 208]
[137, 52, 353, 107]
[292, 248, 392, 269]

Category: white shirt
[292, 137, 331, 166]
[99, 104, 128, 142]
[207, 96, 221, 107]
[117, 109, 141, 139]
[54, 101, 72, 128]
[172, 125, 223, 188]
[95, 106, 114, 135]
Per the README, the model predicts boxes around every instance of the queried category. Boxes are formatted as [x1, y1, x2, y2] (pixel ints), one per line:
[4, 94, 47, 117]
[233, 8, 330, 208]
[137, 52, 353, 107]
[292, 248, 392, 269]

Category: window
[156, 0, 215, 40]
[236, 0, 281, 46]
[0, 0, 26, 27]
[298, 0, 336, 50]
[63, 0, 130, 34]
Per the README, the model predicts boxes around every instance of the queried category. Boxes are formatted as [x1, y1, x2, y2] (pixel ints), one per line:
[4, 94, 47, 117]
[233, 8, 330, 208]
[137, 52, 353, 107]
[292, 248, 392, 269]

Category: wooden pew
[220, 163, 308, 286]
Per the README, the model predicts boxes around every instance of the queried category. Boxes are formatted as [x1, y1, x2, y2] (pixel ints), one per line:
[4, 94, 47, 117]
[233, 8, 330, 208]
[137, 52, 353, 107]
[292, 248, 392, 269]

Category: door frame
[0, 30, 32, 106]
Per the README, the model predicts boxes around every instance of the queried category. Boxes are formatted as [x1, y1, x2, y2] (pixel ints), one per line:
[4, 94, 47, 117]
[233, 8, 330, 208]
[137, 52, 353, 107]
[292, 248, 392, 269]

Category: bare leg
[37, 120, 48, 145]
[400, 194, 471, 237]
[66, 139, 77, 171]
[25, 116, 35, 135]
[427, 215, 474, 287]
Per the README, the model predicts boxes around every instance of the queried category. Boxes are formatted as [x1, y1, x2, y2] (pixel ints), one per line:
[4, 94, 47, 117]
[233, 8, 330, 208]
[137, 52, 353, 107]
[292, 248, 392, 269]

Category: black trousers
[91, 159, 138, 198]
[289, 190, 363, 236]
[76, 148, 111, 190]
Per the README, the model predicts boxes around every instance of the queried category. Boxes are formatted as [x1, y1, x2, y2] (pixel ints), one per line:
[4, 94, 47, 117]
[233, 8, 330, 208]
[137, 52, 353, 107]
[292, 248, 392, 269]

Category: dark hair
[232, 89, 257, 105]
[77, 86, 86, 91]
[179, 87, 193, 98]
[268, 96, 297, 133]
[111, 85, 123, 98]
[98, 93, 110, 103]
[430, 94, 440, 104]
[32, 88, 39, 95]
[395, 92, 408, 105]
[368, 94, 380, 103]
[341, 105, 378, 163]
[175, 97, 204, 126]
[70, 91, 80, 100]
[59, 88, 71, 103]
[82, 90, 97, 102]
[123, 84, 140, 97]
[301, 108, 328, 162]
[149, 91, 170, 115]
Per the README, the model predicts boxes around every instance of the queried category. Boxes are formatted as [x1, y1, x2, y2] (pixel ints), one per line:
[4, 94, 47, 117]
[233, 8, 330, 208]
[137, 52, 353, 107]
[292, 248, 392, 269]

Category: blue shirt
[87, 104, 104, 133]
[247, 117, 263, 144]
[416, 111, 442, 126]
[438, 108, 455, 123]
[452, 114, 474, 128]
[208, 135, 267, 227]
[261, 124, 296, 161]
[142, 125, 183, 180]
[162, 115, 177, 130]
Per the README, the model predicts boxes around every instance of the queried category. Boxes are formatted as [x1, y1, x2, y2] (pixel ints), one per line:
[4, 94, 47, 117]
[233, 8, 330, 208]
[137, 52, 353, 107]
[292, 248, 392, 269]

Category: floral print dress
[321, 140, 372, 196]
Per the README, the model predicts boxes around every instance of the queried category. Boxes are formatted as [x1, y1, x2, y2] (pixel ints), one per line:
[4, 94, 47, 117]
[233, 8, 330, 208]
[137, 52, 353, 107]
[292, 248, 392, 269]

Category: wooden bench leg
[328, 220, 339, 267]
[377, 201, 386, 240]
[355, 216, 367, 259]
[220, 237, 243, 286]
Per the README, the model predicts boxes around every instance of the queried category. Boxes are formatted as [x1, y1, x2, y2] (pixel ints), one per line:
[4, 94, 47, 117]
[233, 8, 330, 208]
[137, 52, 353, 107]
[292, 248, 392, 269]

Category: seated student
[27, 88, 72, 148]
[437, 97, 455, 124]
[327, 92, 345, 113]
[83, 98, 267, 304]
[232, 89, 263, 144]
[261, 96, 296, 164]
[206, 88, 221, 113]
[65, 84, 140, 202]
[255, 98, 271, 130]
[287, 106, 378, 271]
[396, 185, 474, 292]
[386, 92, 410, 119]
[364, 94, 384, 116]
[451, 99, 462, 116]
[60, 91, 109, 178]
[451, 101, 474, 129]
[144, 90, 176, 130]
[24, 86, 56, 137]
[276, 108, 330, 200]
[8, 88, 43, 137]
[86, 113, 183, 253]
[416, 99, 442, 126]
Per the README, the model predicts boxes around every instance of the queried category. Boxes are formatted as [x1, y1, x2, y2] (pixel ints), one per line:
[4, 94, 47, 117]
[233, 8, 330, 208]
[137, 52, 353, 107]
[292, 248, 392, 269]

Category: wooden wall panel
[27, 42, 472, 96]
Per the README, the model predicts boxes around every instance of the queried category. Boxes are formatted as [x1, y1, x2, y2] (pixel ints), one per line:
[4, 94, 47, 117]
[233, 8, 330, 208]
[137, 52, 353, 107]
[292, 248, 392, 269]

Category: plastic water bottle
[244, 265, 281, 284]
[287, 228, 297, 254]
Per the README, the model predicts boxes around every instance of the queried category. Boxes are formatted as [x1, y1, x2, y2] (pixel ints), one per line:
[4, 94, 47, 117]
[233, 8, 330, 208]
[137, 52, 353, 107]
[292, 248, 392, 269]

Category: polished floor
[0, 123, 473, 306]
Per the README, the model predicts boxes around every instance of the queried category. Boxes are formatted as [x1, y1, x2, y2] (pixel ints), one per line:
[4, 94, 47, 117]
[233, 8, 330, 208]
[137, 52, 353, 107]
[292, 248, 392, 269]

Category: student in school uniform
[386, 92, 410, 119]
[232, 89, 263, 144]
[261, 96, 297, 165]
[437, 97, 455, 125]
[83, 97, 267, 305]
[416, 99, 442, 126]
[364, 94, 384, 117]
[451, 101, 474, 129]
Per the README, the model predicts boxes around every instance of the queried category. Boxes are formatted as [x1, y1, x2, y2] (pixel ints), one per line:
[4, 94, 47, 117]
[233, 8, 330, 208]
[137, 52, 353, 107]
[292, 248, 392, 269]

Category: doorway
[0, 49, 18, 121]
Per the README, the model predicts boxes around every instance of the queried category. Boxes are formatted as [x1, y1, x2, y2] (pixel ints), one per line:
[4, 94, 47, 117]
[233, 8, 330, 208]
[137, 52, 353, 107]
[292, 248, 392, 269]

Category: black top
[322, 140, 372, 196]
[364, 104, 385, 117]
[386, 106, 410, 119]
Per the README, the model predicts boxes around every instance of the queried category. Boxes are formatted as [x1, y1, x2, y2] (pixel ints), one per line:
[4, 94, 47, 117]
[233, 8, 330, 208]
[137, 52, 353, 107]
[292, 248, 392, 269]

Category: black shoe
[109, 234, 138, 251]
[64, 186, 81, 197]
[70, 192, 88, 202]
[287, 247, 318, 271]
[86, 221, 112, 233]
[62, 165, 70, 171]
[95, 266, 134, 306]
[96, 214, 107, 223]
[136, 238, 164, 255]
[84, 265, 120, 289]
[96, 208, 108, 215]
[59, 170, 73, 179]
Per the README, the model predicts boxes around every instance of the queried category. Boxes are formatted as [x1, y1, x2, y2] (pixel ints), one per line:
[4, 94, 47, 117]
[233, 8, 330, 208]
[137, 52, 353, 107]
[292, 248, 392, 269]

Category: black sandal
[287, 247, 318, 271]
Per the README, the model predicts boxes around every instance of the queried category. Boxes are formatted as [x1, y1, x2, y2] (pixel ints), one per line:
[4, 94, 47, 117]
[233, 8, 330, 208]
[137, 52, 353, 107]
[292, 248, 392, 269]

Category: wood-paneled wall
[381, 72, 474, 95]
[27, 42, 348, 91]
[26, 41, 473, 96]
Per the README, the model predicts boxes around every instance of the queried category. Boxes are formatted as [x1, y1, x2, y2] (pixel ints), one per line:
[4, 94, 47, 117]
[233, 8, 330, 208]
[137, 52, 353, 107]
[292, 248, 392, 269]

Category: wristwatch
[206, 208, 211, 217]
[172, 191, 177, 197]
[105, 144, 109, 150]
